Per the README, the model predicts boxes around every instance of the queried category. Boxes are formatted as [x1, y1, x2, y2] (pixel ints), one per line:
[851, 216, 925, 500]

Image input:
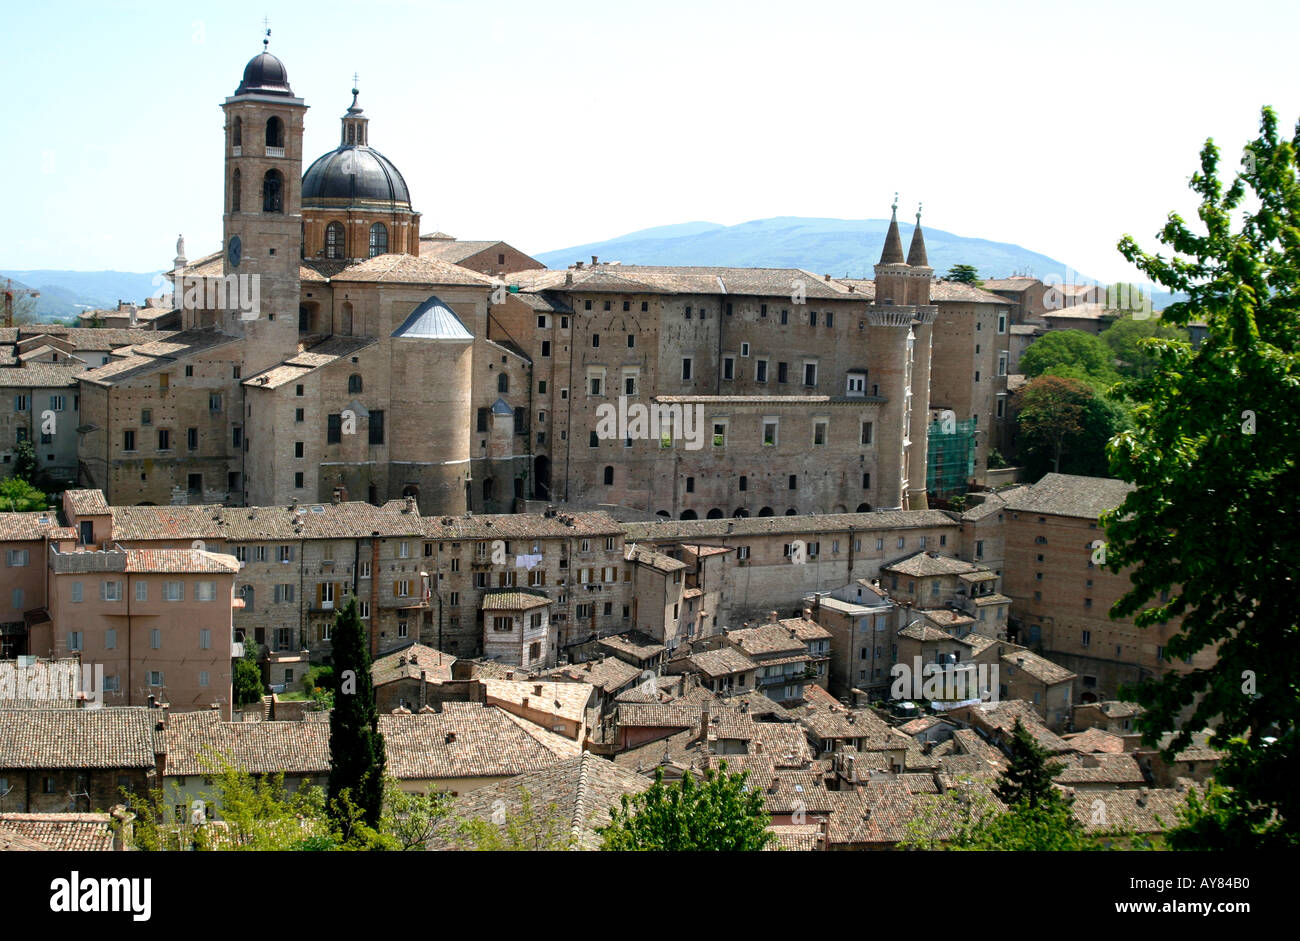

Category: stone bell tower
[220, 32, 308, 376]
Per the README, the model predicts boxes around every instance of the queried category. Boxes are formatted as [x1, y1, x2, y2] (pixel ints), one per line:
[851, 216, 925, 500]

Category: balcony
[266, 146, 285, 158]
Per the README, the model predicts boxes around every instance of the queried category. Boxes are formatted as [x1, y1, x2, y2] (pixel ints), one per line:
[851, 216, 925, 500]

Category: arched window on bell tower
[231, 169, 241, 212]
[325, 221, 344, 259]
[232, 116, 242, 148]
[368, 223, 388, 257]
[262, 170, 284, 213]
[266, 115, 284, 149]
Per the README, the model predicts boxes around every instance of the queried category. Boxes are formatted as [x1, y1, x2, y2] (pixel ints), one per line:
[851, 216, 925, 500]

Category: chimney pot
[591, 255, 598, 265]
[445, 731, 456, 744]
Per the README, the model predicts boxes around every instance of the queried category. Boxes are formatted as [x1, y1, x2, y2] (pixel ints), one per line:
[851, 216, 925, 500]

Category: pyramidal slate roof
[879, 206, 906, 265]
[391, 294, 474, 341]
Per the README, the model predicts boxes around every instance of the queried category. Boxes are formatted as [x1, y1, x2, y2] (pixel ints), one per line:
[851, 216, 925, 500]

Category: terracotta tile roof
[1064, 728, 1128, 755]
[616, 702, 698, 730]
[898, 621, 960, 643]
[0, 824, 52, 850]
[765, 823, 822, 851]
[727, 624, 806, 658]
[328, 253, 497, 286]
[0, 511, 75, 541]
[623, 509, 957, 543]
[163, 710, 330, 776]
[481, 679, 592, 724]
[0, 660, 84, 705]
[540, 657, 641, 695]
[982, 278, 1041, 292]
[111, 500, 424, 541]
[378, 703, 576, 780]
[0, 813, 116, 851]
[885, 551, 984, 578]
[956, 700, 1072, 753]
[0, 362, 86, 387]
[506, 265, 857, 300]
[423, 510, 623, 539]
[687, 646, 757, 678]
[371, 643, 455, 687]
[1003, 472, 1135, 520]
[1089, 700, 1144, 719]
[15, 326, 179, 349]
[430, 753, 651, 850]
[480, 589, 552, 611]
[77, 330, 241, 387]
[0, 707, 157, 769]
[243, 337, 377, 389]
[1055, 753, 1145, 786]
[124, 548, 240, 574]
[64, 489, 110, 516]
[597, 631, 665, 660]
[624, 543, 686, 573]
[1001, 649, 1076, 685]
[926, 281, 1015, 304]
[1072, 785, 1197, 834]
[779, 617, 831, 642]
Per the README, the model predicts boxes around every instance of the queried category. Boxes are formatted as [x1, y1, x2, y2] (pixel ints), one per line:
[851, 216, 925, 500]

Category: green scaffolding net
[927, 417, 976, 497]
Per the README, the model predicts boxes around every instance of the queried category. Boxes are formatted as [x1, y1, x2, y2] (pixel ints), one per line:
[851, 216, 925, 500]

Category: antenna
[262, 18, 271, 50]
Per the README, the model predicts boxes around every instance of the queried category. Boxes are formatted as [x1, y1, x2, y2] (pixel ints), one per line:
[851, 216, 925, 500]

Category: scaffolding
[927, 417, 976, 497]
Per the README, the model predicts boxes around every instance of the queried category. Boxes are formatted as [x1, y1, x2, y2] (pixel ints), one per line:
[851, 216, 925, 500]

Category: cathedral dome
[302, 145, 411, 207]
[235, 52, 294, 97]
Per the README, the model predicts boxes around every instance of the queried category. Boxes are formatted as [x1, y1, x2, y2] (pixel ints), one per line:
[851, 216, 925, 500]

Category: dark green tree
[947, 264, 983, 285]
[1014, 375, 1123, 477]
[327, 596, 387, 836]
[599, 764, 773, 851]
[232, 642, 264, 707]
[996, 719, 1068, 810]
[1104, 106, 1300, 848]
[11, 439, 38, 484]
[1019, 329, 1120, 388]
[1100, 315, 1190, 379]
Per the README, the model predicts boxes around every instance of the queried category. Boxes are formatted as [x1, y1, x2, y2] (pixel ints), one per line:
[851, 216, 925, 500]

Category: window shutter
[393, 580, 400, 597]
[335, 583, 343, 604]
[317, 583, 324, 607]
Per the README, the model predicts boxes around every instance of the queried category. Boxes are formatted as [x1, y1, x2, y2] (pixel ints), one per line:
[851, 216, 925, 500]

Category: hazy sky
[3, 0, 1296, 282]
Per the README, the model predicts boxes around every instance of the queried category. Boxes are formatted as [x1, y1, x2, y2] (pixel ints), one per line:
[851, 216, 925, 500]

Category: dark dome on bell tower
[235, 43, 294, 97]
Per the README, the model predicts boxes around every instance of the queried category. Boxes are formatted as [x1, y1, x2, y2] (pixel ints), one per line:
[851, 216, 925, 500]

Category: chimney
[445, 731, 456, 744]
[768, 610, 778, 624]
[591, 255, 599, 266]
[803, 607, 813, 620]
[505, 670, 514, 680]
[420, 670, 427, 710]
[823, 273, 831, 281]
[523, 697, 530, 709]
[699, 701, 710, 743]
[574, 261, 584, 269]
[534, 684, 543, 695]
[109, 806, 135, 852]
[565, 271, 573, 286]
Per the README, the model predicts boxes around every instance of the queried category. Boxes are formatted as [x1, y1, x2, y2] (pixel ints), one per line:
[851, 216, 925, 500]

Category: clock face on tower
[228, 235, 242, 268]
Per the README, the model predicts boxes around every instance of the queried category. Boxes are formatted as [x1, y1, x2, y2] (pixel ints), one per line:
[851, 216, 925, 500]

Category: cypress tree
[995, 719, 1067, 810]
[327, 596, 386, 832]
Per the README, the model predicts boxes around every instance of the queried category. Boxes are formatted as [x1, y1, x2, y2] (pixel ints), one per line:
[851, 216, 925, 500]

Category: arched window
[341, 301, 354, 336]
[325, 221, 344, 259]
[856, 502, 871, 512]
[785, 508, 798, 516]
[680, 509, 698, 520]
[232, 117, 242, 147]
[733, 508, 749, 518]
[369, 222, 388, 257]
[347, 125, 355, 144]
[706, 508, 724, 520]
[603, 466, 614, 485]
[758, 506, 774, 517]
[262, 169, 283, 213]
[265, 115, 284, 148]
[348, 374, 363, 394]
[497, 373, 509, 394]
[230, 169, 241, 212]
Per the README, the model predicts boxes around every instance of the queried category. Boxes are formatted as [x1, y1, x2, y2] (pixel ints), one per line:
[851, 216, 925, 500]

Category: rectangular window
[813, 419, 828, 447]
[860, 421, 874, 446]
[163, 581, 184, 601]
[722, 356, 735, 380]
[755, 359, 768, 383]
[199, 671, 210, 687]
[148, 671, 164, 687]
[327, 414, 342, 443]
[157, 429, 171, 450]
[104, 628, 116, 650]
[195, 581, 216, 602]
[140, 407, 151, 425]
[998, 352, 1008, 377]
[13, 394, 27, 412]
[681, 358, 693, 381]
[70, 581, 83, 603]
[187, 427, 198, 450]
[541, 340, 551, 357]
[5, 549, 28, 566]
[996, 399, 1006, 419]
[209, 393, 222, 413]
[123, 429, 136, 451]
[274, 584, 295, 603]
[150, 628, 162, 649]
[100, 580, 122, 602]
[803, 362, 818, 387]
[199, 629, 212, 649]
[997, 312, 1007, 334]
[777, 362, 788, 384]
[763, 419, 778, 446]
[369, 410, 385, 445]
[135, 580, 147, 602]
[187, 473, 202, 494]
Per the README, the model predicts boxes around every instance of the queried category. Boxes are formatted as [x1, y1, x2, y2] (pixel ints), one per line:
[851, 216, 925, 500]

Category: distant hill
[536, 217, 1180, 308]
[1, 270, 164, 321]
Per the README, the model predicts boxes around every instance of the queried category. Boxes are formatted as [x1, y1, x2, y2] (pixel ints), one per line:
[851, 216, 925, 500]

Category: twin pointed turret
[873, 196, 932, 306]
